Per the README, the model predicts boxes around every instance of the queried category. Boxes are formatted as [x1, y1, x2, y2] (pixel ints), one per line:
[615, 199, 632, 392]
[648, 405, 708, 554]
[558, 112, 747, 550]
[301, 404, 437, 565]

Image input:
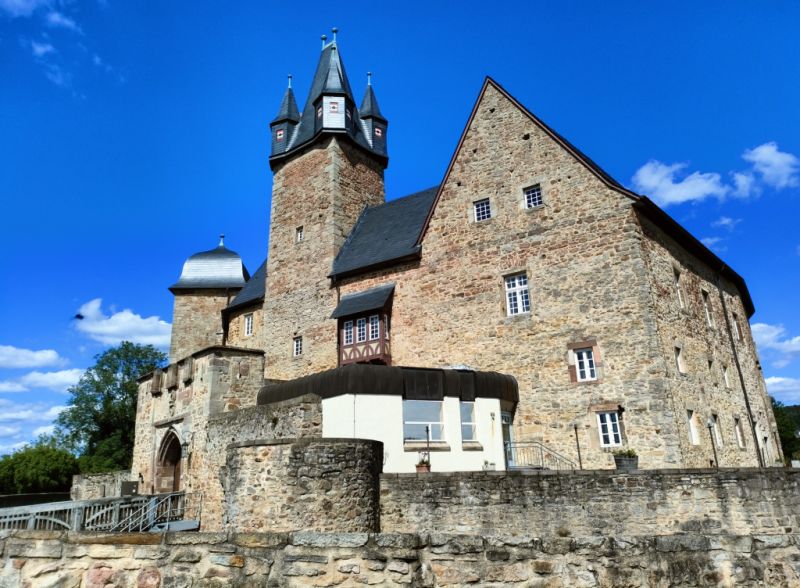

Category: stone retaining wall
[1, 530, 798, 586]
[70, 471, 133, 501]
[380, 468, 800, 537]
[222, 438, 383, 534]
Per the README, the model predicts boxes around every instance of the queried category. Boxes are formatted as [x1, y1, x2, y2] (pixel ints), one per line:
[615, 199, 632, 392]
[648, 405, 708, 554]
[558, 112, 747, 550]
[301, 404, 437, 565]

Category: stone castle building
[131, 35, 782, 502]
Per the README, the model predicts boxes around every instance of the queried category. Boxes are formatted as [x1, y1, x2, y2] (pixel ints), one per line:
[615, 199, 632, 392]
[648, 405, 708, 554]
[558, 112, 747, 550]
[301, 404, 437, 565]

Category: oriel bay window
[331, 284, 394, 366]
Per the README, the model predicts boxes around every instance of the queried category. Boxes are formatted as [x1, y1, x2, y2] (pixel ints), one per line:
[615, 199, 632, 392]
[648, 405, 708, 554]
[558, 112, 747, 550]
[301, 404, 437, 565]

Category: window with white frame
[244, 313, 254, 337]
[734, 417, 746, 448]
[702, 290, 714, 327]
[674, 268, 684, 309]
[293, 336, 303, 357]
[687, 410, 699, 445]
[674, 346, 685, 374]
[575, 348, 597, 381]
[356, 318, 367, 343]
[369, 314, 380, 340]
[473, 198, 492, 222]
[597, 411, 622, 447]
[343, 320, 353, 345]
[295, 226, 304, 243]
[524, 184, 543, 209]
[712, 414, 723, 446]
[460, 402, 476, 441]
[403, 400, 443, 442]
[504, 273, 531, 316]
[723, 365, 731, 389]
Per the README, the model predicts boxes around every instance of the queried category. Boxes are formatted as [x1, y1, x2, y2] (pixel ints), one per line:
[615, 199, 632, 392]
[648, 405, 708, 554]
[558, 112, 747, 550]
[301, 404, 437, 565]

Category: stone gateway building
[132, 35, 782, 503]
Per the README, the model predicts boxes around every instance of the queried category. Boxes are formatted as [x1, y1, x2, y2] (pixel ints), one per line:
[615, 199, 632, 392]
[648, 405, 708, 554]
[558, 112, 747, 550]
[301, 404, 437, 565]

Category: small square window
[330, 102, 339, 112]
[473, 198, 492, 222]
[575, 348, 597, 382]
[597, 411, 622, 447]
[295, 226, 304, 243]
[276, 128, 285, 141]
[369, 315, 380, 340]
[244, 313, 254, 337]
[375, 127, 383, 137]
[524, 184, 543, 209]
[460, 402, 476, 441]
[343, 321, 353, 346]
[293, 336, 303, 357]
[504, 273, 531, 316]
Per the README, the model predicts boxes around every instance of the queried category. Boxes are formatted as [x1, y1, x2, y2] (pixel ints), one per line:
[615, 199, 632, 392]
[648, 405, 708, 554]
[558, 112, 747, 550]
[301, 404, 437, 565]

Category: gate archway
[155, 430, 182, 493]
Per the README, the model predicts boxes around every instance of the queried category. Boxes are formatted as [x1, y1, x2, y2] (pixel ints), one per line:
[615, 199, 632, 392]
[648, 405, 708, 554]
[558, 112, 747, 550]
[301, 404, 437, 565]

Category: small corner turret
[268, 29, 388, 168]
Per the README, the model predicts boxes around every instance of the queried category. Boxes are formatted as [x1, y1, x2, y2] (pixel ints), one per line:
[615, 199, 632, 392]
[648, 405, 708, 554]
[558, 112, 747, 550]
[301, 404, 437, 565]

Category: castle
[130, 33, 782, 505]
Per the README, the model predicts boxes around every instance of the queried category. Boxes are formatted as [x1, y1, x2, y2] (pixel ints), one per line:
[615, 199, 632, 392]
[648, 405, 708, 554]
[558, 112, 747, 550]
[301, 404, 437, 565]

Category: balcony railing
[505, 441, 577, 471]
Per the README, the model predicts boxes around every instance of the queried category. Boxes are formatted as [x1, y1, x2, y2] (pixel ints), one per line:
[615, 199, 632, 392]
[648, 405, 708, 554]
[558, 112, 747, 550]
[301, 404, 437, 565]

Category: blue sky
[1, 1, 799, 454]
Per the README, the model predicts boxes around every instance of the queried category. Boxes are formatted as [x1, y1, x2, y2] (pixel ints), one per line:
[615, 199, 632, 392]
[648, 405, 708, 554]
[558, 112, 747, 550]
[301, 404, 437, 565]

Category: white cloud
[742, 142, 800, 190]
[30, 39, 54, 57]
[44, 10, 81, 33]
[732, 172, 757, 197]
[0, 345, 65, 368]
[0, 426, 21, 438]
[766, 377, 800, 405]
[19, 368, 83, 392]
[74, 298, 172, 347]
[0, 381, 27, 393]
[700, 236, 726, 252]
[631, 161, 729, 206]
[711, 216, 742, 231]
[752, 323, 800, 369]
[0, 0, 50, 17]
[33, 425, 55, 437]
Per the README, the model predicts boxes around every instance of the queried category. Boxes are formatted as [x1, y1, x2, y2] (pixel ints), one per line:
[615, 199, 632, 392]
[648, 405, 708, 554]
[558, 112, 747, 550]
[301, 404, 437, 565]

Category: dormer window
[329, 101, 339, 112]
[276, 129, 285, 141]
[375, 127, 383, 137]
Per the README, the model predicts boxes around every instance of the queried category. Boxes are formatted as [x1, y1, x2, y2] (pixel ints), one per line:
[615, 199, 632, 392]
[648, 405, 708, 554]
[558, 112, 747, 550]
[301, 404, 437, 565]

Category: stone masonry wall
[226, 305, 265, 351]
[70, 471, 133, 501]
[2, 530, 798, 587]
[381, 468, 800, 537]
[200, 396, 323, 531]
[169, 290, 235, 363]
[639, 213, 781, 467]
[222, 438, 383, 534]
[263, 138, 385, 382]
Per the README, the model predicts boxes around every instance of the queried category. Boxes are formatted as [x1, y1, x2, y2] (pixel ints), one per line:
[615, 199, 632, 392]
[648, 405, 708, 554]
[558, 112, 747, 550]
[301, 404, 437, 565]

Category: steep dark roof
[225, 259, 267, 313]
[331, 186, 438, 280]
[359, 85, 385, 121]
[270, 42, 386, 165]
[271, 87, 300, 124]
[331, 284, 394, 318]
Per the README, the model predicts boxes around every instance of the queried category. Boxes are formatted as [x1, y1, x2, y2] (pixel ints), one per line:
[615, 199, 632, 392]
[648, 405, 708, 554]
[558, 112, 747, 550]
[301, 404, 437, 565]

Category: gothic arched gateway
[155, 430, 182, 493]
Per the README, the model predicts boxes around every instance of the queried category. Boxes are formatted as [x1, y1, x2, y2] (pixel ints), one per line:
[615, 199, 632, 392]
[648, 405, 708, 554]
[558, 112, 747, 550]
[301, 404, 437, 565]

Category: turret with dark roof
[269, 31, 388, 167]
[359, 73, 388, 156]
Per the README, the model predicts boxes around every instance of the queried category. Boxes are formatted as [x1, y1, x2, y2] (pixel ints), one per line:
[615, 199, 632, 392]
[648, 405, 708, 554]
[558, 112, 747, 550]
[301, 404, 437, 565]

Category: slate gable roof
[330, 186, 438, 280]
[225, 259, 267, 313]
[330, 284, 395, 319]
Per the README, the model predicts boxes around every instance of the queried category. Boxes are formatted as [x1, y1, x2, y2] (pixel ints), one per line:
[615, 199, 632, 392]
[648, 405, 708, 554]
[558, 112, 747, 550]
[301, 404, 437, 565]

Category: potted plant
[416, 452, 430, 473]
[612, 449, 638, 470]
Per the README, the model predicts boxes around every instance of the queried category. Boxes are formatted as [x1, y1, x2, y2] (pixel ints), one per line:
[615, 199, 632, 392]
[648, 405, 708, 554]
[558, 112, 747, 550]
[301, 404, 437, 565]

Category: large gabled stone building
[132, 35, 782, 504]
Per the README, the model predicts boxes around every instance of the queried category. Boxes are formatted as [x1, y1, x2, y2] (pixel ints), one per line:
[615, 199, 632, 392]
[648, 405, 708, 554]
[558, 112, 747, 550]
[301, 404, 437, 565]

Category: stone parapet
[0, 529, 797, 586]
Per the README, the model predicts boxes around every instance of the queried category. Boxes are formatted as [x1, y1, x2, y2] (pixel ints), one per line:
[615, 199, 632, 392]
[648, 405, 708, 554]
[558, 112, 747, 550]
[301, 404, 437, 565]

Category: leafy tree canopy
[771, 397, 800, 462]
[0, 439, 78, 494]
[55, 341, 166, 474]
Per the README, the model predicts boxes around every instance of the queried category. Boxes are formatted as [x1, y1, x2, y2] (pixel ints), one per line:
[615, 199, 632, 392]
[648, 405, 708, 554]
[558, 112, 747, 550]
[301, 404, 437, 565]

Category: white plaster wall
[322, 394, 506, 473]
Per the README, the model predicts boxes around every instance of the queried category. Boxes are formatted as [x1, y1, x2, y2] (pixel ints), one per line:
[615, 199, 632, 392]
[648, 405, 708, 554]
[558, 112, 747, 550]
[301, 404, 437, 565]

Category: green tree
[0, 441, 78, 494]
[771, 397, 800, 463]
[55, 341, 166, 473]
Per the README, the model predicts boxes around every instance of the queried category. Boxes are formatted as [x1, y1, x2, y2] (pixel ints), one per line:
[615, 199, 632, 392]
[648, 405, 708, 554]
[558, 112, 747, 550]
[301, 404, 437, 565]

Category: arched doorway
[155, 431, 182, 493]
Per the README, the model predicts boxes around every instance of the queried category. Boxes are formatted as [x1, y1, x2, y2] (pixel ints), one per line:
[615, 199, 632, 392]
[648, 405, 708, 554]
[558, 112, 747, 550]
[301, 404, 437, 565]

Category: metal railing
[505, 441, 577, 471]
[0, 492, 188, 533]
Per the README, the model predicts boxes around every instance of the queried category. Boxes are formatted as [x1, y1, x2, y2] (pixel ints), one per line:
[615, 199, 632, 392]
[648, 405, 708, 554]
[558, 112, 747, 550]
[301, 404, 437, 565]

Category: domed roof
[169, 236, 250, 292]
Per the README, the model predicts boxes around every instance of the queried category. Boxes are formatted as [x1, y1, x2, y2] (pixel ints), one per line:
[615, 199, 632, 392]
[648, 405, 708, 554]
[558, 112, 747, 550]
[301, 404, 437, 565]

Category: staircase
[505, 441, 577, 471]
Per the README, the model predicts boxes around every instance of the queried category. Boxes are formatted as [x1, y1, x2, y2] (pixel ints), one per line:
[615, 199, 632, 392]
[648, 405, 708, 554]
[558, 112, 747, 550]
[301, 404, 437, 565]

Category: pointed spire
[272, 76, 300, 124]
[360, 73, 385, 122]
[218, 234, 225, 247]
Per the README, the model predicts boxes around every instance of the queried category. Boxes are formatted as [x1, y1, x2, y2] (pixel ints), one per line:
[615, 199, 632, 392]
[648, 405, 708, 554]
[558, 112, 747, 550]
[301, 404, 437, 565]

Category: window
[673, 268, 684, 309]
[687, 410, 699, 445]
[674, 347, 685, 374]
[460, 402, 476, 441]
[293, 336, 303, 357]
[343, 321, 353, 345]
[329, 101, 339, 112]
[276, 128, 285, 141]
[403, 400, 443, 441]
[575, 348, 597, 382]
[375, 126, 383, 137]
[473, 198, 492, 222]
[597, 412, 622, 447]
[295, 226, 304, 243]
[356, 318, 367, 343]
[723, 365, 731, 389]
[504, 273, 531, 316]
[732, 313, 742, 341]
[712, 414, 723, 446]
[734, 417, 746, 448]
[244, 313, 254, 337]
[368, 315, 380, 340]
[524, 184, 543, 209]
[702, 290, 714, 327]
